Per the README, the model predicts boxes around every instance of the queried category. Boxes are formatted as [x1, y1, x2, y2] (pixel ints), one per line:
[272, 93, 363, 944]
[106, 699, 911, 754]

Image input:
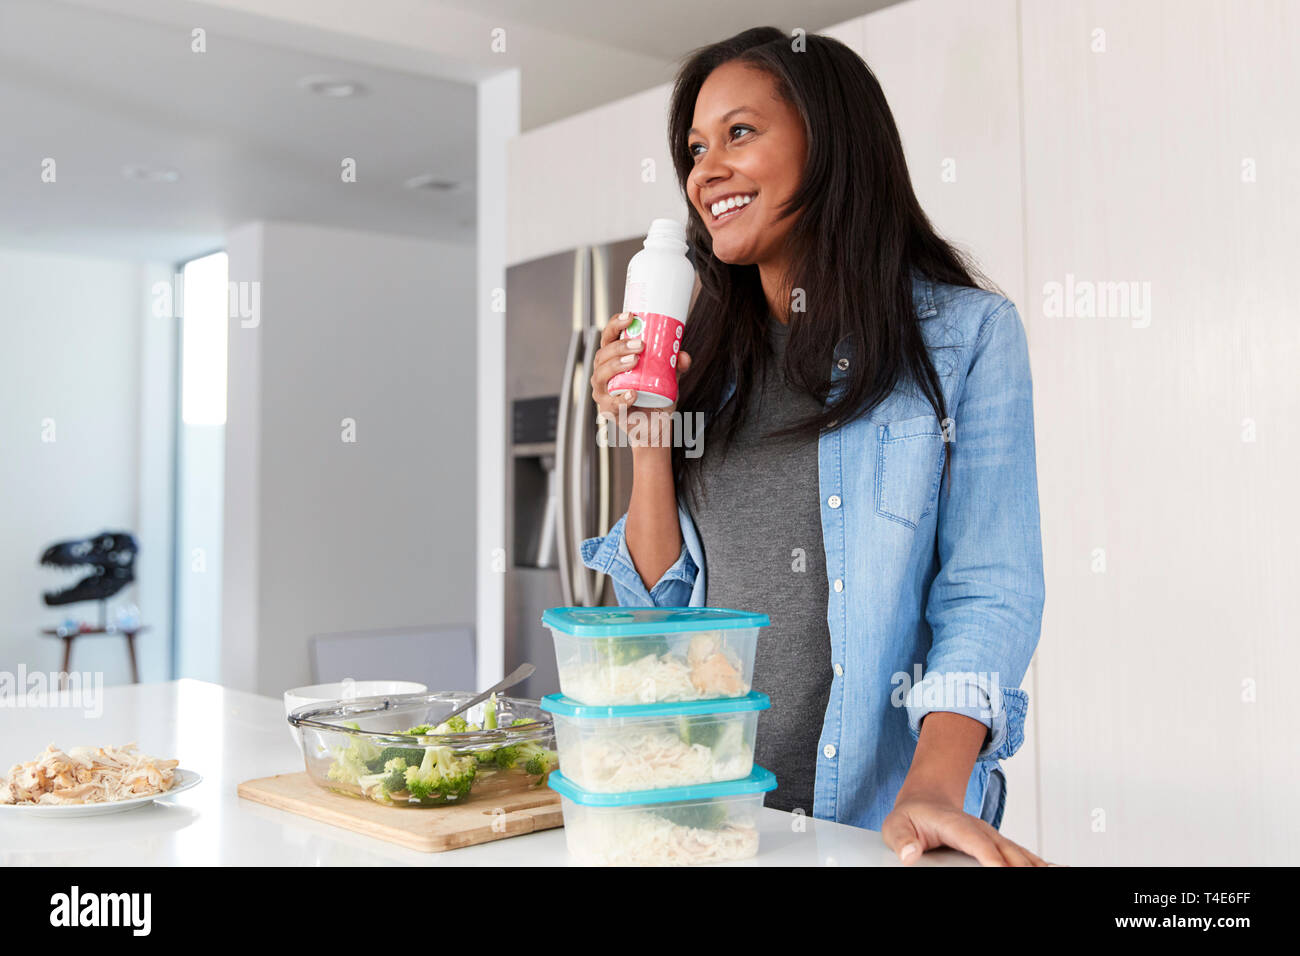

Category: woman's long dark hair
[668, 26, 992, 507]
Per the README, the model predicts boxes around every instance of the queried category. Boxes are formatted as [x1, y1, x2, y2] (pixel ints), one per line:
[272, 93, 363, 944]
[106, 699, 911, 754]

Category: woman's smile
[708, 192, 756, 227]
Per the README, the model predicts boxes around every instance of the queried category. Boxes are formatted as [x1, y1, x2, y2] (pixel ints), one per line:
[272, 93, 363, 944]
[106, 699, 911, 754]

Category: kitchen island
[0, 679, 976, 867]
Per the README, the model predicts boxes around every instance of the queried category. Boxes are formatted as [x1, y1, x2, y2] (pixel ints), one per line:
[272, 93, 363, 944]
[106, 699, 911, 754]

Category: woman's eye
[689, 125, 754, 159]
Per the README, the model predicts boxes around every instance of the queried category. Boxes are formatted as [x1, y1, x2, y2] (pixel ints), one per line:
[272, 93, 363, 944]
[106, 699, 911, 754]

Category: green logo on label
[627, 315, 644, 336]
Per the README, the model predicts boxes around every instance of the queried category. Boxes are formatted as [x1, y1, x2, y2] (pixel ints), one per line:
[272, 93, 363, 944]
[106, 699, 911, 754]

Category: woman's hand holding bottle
[590, 311, 692, 454]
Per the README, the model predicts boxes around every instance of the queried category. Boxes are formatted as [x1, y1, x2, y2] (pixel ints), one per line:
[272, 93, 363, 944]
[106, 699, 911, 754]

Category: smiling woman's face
[687, 61, 807, 267]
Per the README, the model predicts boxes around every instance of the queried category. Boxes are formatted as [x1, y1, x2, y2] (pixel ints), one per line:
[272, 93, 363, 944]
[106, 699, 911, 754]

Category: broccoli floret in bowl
[403, 747, 479, 805]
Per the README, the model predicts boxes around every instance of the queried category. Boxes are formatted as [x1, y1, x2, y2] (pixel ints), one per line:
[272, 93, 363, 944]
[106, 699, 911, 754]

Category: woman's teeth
[710, 193, 755, 219]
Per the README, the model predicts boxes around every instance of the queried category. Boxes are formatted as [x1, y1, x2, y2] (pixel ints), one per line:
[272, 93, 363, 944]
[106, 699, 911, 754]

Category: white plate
[0, 768, 202, 817]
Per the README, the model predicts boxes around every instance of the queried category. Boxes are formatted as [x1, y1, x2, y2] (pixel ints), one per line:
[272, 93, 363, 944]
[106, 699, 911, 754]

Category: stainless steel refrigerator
[503, 237, 648, 700]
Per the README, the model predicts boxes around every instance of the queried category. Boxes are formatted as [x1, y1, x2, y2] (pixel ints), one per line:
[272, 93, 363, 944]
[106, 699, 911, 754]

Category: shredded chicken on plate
[0, 744, 179, 805]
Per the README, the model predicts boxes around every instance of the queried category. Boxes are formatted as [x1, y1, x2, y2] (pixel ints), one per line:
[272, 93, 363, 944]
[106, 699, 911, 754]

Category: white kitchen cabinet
[508, 84, 687, 266]
[1020, 0, 1300, 865]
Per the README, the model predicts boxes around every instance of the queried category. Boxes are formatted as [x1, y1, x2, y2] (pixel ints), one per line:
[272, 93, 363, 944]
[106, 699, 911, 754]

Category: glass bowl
[287, 692, 558, 808]
[283, 681, 428, 751]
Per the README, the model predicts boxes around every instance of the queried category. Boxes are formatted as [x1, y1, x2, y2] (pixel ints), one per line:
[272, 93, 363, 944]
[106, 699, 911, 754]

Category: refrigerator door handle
[569, 329, 593, 607]
[553, 325, 582, 608]
[593, 327, 612, 606]
[583, 245, 615, 606]
[571, 326, 609, 606]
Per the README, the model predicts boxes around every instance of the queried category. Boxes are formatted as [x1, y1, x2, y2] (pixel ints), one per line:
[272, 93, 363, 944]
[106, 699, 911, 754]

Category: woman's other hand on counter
[882, 793, 1056, 867]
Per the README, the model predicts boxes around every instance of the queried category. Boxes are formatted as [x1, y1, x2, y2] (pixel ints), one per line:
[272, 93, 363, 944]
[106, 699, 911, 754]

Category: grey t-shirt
[690, 314, 833, 814]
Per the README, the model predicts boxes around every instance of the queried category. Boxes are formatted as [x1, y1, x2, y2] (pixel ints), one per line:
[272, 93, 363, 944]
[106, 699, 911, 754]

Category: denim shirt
[580, 276, 1045, 832]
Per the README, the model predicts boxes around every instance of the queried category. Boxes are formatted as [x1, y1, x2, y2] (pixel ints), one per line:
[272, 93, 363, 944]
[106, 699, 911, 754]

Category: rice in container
[541, 607, 769, 706]
[548, 766, 777, 866]
[540, 691, 770, 793]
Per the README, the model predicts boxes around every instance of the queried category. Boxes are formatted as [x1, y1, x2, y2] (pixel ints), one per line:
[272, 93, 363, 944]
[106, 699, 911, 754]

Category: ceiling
[436, 0, 898, 63]
[0, 0, 478, 263]
[0, 0, 901, 264]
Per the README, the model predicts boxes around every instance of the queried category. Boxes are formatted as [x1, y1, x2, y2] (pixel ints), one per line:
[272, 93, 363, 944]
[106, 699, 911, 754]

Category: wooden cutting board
[237, 772, 563, 853]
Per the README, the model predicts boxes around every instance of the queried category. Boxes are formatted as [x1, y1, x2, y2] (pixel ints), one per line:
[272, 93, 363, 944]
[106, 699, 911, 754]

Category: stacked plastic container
[539, 607, 776, 866]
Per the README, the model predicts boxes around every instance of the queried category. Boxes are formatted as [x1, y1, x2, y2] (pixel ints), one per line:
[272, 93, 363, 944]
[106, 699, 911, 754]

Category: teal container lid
[541, 606, 769, 636]
[540, 690, 770, 719]
[548, 766, 777, 807]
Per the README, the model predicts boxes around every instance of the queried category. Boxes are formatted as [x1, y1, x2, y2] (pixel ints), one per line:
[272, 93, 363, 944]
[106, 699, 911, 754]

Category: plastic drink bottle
[607, 218, 695, 408]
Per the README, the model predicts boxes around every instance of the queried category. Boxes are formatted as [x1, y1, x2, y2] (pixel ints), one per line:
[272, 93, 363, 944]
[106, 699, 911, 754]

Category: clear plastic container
[542, 607, 769, 705]
[540, 691, 769, 793]
[548, 767, 777, 866]
[287, 692, 558, 808]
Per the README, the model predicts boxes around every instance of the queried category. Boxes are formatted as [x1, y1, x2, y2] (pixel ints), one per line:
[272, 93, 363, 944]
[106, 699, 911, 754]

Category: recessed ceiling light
[297, 74, 366, 97]
[122, 165, 181, 183]
[403, 174, 465, 193]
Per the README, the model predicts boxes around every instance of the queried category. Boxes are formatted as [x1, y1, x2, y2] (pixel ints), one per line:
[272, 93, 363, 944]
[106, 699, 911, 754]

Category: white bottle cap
[645, 218, 686, 248]
[647, 218, 685, 240]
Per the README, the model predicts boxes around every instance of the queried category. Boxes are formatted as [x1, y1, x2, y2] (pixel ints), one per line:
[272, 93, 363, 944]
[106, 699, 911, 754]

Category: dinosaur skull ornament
[40, 531, 138, 606]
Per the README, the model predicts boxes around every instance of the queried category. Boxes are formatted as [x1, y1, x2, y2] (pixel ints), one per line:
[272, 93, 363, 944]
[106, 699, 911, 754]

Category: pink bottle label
[607, 311, 685, 403]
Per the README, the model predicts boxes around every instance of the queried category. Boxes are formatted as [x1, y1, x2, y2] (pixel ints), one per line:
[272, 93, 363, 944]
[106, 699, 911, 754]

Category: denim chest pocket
[875, 414, 946, 529]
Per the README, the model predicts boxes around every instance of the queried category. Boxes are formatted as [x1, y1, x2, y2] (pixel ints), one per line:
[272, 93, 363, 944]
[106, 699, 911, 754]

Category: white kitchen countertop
[0, 679, 975, 867]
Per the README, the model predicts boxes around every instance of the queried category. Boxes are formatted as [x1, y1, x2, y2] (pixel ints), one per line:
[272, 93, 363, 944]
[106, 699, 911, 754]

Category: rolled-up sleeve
[580, 511, 698, 607]
[907, 300, 1045, 762]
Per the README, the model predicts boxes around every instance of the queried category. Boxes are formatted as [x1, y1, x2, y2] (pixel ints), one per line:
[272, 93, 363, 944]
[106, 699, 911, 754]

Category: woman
[581, 27, 1048, 866]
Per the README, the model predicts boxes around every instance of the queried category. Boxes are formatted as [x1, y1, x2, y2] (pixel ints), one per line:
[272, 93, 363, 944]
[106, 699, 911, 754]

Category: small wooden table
[40, 625, 148, 686]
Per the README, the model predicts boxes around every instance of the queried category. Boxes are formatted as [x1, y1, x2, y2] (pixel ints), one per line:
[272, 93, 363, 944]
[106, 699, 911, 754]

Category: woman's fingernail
[622, 390, 634, 400]
[899, 843, 919, 863]
[620, 354, 636, 364]
[626, 338, 642, 350]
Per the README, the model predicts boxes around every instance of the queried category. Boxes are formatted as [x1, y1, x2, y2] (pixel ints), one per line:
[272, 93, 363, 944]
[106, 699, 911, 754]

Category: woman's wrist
[631, 429, 675, 463]
[896, 711, 988, 810]
[894, 776, 966, 810]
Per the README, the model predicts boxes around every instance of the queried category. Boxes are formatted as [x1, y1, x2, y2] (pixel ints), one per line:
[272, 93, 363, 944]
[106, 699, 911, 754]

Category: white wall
[222, 221, 477, 697]
[135, 261, 179, 684]
[221, 223, 264, 695]
[174, 423, 225, 681]
[475, 68, 519, 691]
[0, 246, 174, 684]
[1020, 0, 1300, 866]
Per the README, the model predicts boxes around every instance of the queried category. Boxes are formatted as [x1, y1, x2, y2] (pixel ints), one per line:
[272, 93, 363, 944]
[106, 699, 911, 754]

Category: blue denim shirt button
[833, 578, 844, 592]
[823, 744, 837, 759]
[828, 494, 841, 508]
[833, 662, 844, 677]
